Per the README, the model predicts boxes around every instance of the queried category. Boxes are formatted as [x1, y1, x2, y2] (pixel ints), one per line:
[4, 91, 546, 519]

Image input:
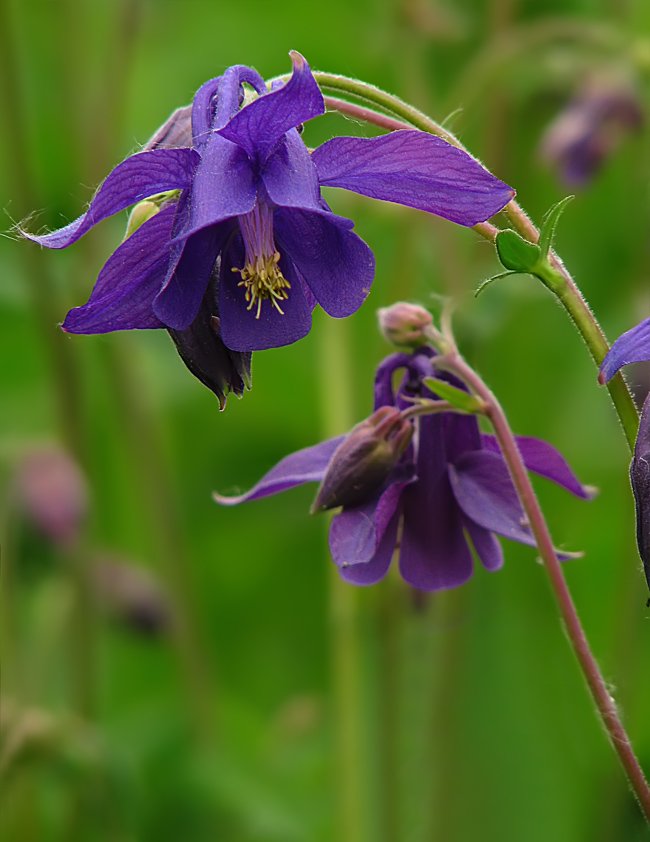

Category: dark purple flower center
[232, 201, 290, 318]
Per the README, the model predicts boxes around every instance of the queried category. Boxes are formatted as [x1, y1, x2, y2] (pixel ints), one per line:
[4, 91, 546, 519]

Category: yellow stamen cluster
[233, 252, 291, 319]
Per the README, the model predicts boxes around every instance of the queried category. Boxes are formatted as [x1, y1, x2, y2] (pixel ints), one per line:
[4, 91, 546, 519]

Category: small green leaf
[495, 229, 541, 272]
[423, 378, 485, 413]
[538, 195, 574, 257]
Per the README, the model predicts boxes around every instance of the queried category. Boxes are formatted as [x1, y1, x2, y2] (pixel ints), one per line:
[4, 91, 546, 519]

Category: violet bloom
[600, 318, 650, 594]
[24, 52, 513, 354]
[216, 350, 591, 590]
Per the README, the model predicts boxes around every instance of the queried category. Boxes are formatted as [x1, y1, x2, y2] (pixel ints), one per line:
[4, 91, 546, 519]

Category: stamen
[233, 204, 291, 319]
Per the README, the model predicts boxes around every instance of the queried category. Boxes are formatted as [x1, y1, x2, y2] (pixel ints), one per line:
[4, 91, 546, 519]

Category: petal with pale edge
[328, 476, 409, 566]
[213, 436, 344, 505]
[481, 434, 594, 499]
[218, 246, 313, 351]
[218, 52, 324, 162]
[338, 514, 399, 586]
[599, 317, 650, 383]
[312, 130, 514, 227]
[630, 394, 650, 594]
[24, 148, 199, 249]
[62, 205, 176, 334]
[399, 414, 473, 590]
[274, 207, 375, 318]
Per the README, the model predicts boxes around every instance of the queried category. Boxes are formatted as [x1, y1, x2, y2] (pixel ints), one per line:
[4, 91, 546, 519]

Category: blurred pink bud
[378, 302, 433, 348]
[92, 556, 172, 636]
[15, 446, 88, 548]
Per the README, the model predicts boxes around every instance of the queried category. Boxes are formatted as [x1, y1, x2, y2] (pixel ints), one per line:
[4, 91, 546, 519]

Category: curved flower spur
[23, 52, 514, 364]
[215, 348, 593, 590]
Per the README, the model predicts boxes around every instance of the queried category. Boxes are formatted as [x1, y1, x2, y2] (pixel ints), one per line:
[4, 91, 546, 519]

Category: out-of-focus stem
[443, 352, 650, 823]
[317, 317, 365, 842]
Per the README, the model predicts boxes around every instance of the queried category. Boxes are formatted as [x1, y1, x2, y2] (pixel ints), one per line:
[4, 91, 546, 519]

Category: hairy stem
[443, 352, 650, 823]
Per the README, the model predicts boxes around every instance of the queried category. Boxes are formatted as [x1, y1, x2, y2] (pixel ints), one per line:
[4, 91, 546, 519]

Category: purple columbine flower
[23, 52, 514, 354]
[600, 317, 650, 594]
[215, 349, 592, 590]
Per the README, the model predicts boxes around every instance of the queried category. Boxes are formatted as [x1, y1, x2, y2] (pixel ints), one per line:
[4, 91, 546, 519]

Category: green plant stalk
[318, 317, 365, 842]
[311, 75, 639, 449]
[438, 350, 650, 823]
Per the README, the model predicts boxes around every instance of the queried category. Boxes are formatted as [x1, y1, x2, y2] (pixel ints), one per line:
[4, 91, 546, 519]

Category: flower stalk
[427, 339, 650, 822]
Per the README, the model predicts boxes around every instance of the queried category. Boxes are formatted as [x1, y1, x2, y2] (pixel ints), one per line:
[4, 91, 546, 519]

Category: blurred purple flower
[540, 76, 643, 188]
[215, 350, 591, 590]
[24, 52, 513, 354]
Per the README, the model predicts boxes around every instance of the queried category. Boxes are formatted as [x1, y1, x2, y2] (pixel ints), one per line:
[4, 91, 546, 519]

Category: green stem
[442, 352, 650, 823]
[315, 75, 639, 448]
[317, 317, 365, 842]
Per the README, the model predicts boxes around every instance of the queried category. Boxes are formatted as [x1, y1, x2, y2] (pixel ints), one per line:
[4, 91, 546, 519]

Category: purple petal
[214, 436, 344, 506]
[192, 67, 266, 144]
[62, 205, 176, 334]
[481, 434, 594, 499]
[463, 517, 504, 572]
[217, 52, 324, 162]
[153, 217, 230, 331]
[274, 207, 375, 318]
[261, 129, 322, 211]
[328, 476, 409, 566]
[448, 450, 535, 546]
[599, 317, 650, 383]
[24, 149, 199, 249]
[218, 244, 313, 351]
[312, 130, 514, 226]
[372, 351, 436, 410]
[144, 106, 192, 151]
[181, 136, 256, 238]
[399, 414, 474, 590]
[337, 514, 398, 586]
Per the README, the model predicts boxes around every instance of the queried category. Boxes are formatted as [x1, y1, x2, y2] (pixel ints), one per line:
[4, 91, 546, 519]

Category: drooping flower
[215, 349, 591, 590]
[24, 52, 514, 357]
[600, 317, 650, 594]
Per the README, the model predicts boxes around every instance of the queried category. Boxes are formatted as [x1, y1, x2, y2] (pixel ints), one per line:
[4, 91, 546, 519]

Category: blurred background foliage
[1, 0, 649, 840]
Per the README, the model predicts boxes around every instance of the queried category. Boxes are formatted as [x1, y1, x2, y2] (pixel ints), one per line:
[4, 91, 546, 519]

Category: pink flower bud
[378, 302, 432, 348]
[15, 446, 88, 548]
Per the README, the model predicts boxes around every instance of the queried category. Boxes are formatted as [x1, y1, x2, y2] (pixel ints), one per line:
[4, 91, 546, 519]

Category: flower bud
[311, 406, 413, 513]
[378, 302, 433, 348]
[92, 556, 173, 636]
[15, 446, 88, 549]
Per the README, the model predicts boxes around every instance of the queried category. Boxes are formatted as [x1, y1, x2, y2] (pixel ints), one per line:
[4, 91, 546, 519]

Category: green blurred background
[1, 0, 649, 840]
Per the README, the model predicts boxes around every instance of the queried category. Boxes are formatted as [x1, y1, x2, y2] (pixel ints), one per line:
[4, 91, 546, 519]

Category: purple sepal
[62, 205, 176, 334]
[599, 317, 650, 383]
[24, 148, 199, 249]
[312, 130, 515, 226]
[463, 517, 504, 571]
[213, 436, 344, 506]
[481, 434, 595, 499]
